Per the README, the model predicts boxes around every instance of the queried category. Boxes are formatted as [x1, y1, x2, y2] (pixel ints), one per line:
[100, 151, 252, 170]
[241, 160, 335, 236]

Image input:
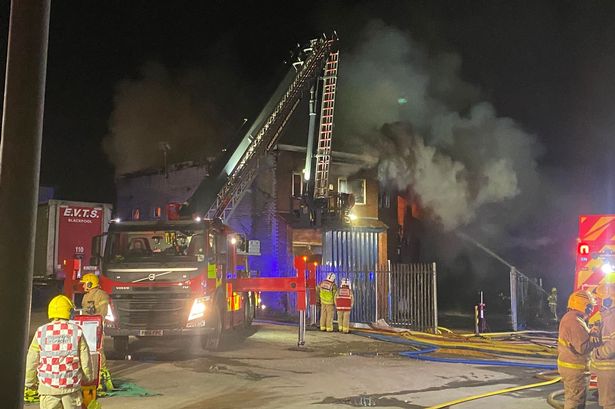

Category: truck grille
[112, 291, 192, 330]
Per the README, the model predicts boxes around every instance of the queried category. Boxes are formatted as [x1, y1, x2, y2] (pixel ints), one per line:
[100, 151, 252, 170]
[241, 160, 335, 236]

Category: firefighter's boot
[98, 367, 114, 393]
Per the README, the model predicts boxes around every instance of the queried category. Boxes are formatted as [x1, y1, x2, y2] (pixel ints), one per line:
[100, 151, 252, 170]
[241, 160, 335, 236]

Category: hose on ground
[425, 376, 561, 409]
[355, 331, 557, 370]
[547, 389, 565, 409]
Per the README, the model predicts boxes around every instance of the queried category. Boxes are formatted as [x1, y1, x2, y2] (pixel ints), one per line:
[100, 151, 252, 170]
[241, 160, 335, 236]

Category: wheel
[113, 336, 129, 355]
[201, 304, 224, 351]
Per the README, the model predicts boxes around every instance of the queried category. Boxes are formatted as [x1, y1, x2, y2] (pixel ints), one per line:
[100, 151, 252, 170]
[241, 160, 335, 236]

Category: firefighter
[548, 287, 558, 321]
[80, 273, 113, 392]
[591, 278, 615, 409]
[558, 289, 596, 409]
[334, 278, 354, 333]
[24, 295, 93, 409]
[317, 273, 337, 332]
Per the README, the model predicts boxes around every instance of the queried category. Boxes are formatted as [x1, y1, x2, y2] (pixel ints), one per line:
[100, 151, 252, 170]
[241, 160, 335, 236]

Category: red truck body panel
[575, 214, 615, 291]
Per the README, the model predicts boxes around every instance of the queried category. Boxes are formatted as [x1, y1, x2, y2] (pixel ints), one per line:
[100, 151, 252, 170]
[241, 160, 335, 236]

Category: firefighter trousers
[596, 369, 615, 409]
[337, 310, 351, 333]
[320, 304, 334, 332]
[39, 391, 82, 409]
[558, 366, 589, 409]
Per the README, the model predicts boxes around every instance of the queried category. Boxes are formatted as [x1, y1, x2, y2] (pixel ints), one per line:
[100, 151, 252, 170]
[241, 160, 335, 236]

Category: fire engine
[89, 35, 341, 353]
[574, 215, 615, 293]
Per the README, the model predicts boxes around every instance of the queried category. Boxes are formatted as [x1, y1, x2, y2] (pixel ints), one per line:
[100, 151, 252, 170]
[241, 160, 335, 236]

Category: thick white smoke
[103, 62, 225, 175]
[337, 22, 543, 231]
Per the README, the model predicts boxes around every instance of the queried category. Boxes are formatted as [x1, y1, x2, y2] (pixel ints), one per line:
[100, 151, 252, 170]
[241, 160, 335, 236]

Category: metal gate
[510, 267, 551, 331]
[315, 263, 438, 332]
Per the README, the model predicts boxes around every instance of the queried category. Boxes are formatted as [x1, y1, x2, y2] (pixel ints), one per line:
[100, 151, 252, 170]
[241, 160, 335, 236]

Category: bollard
[474, 305, 479, 335]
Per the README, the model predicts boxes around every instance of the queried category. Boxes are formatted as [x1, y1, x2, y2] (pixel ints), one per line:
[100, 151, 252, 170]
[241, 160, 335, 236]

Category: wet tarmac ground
[26, 313, 599, 409]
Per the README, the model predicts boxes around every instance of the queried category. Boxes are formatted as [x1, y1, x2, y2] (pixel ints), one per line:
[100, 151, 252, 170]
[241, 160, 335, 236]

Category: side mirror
[90, 235, 102, 266]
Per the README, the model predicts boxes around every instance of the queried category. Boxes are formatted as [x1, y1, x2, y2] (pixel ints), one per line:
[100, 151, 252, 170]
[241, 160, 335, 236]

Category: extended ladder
[313, 51, 339, 199]
[206, 36, 337, 222]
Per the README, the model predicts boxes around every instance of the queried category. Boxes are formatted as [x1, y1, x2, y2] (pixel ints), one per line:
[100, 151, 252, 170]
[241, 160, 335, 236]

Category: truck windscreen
[105, 230, 207, 263]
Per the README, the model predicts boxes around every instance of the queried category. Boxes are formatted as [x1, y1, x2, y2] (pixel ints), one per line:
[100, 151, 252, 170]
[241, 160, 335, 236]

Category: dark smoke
[336, 21, 544, 232]
[103, 62, 226, 175]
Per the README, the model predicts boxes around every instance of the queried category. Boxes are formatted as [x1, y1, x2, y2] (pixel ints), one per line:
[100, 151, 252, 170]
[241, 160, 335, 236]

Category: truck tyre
[113, 336, 129, 355]
[202, 303, 224, 351]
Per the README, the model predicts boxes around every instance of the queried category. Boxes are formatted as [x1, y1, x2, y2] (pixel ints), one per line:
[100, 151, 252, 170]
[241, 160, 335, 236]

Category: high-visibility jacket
[334, 287, 354, 311]
[82, 287, 109, 317]
[591, 308, 615, 371]
[37, 321, 84, 388]
[318, 280, 337, 305]
[558, 310, 592, 370]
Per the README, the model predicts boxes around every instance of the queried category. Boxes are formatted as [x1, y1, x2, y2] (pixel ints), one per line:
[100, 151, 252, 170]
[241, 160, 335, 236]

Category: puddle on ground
[320, 395, 424, 408]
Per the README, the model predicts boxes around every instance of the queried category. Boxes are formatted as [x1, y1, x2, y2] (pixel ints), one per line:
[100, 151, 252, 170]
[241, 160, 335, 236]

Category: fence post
[510, 267, 518, 331]
[387, 261, 392, 321]
[374, 264, 379, 322]
[432, 262, 438, 333]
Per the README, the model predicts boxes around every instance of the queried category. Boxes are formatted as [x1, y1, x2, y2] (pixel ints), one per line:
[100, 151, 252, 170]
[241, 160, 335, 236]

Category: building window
[154, 207, 162, 219]
[338, 177, 348, 194]
[379, 193, 390, 208]
[132, 208, 141, 220]
[339, 177, 366, 205]
[351, 179, 366, 205]
[292, 173, 303, 197]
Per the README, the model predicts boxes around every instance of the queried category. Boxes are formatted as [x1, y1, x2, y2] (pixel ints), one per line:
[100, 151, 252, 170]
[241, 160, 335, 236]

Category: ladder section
[207, 37, 337, 222]
[313, 51, 339, 199]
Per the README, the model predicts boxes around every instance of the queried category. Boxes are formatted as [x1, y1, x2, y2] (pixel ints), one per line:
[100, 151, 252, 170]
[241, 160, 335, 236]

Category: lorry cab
[93, 218, 252, 353]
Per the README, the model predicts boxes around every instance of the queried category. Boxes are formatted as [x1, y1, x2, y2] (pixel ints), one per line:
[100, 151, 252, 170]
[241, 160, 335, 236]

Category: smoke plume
[103, 62, 226, 175]
[337, 21, 543, 231]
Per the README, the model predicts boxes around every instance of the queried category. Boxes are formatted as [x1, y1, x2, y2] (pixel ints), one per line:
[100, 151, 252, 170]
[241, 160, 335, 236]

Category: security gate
[315, 263, 438, 332]
[509, 267, 551, 331]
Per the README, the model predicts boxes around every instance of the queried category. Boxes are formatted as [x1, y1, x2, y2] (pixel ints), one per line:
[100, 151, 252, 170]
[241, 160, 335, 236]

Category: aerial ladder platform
[181, 35, 342, 345]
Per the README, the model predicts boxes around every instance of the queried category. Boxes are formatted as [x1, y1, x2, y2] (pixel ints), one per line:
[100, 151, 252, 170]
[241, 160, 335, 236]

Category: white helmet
[341, 278, 351, 288]
[326, 273, 336, 282]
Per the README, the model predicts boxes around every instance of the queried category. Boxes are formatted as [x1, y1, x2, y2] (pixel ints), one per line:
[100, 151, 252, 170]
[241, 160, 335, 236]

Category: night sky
[2, 1, 615, 305]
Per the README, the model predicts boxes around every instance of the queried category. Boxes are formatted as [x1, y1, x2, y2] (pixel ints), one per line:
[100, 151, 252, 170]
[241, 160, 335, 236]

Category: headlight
[188, 297, 206, 321]
[105, 304, 115, 322]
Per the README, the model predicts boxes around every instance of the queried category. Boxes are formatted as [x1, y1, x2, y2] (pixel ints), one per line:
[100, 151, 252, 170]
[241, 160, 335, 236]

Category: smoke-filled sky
[2, 1, 615, 302]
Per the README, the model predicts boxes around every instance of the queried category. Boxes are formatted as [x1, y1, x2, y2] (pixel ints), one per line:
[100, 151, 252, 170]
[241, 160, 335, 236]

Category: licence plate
[138, 330, 164, 336]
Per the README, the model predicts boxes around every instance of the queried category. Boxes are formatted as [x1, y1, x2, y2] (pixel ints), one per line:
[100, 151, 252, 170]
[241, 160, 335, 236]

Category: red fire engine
[89, 35, 341, 353]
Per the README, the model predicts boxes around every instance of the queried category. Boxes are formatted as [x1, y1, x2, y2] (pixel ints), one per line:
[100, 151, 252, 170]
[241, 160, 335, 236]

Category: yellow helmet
[80, 273, 99, 289]
[596, 282, 615, 309]
[48, 295, 75, 320]
[567, 290, 596, 314]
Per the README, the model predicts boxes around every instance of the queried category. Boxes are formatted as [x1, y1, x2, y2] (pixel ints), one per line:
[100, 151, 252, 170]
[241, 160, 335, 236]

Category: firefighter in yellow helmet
[591, 275, 615, 409]
[80, 273, 113, 392]
[317, 273, 337, 332]
[557, 290, 597, 409]
[24, 295, 93, 409]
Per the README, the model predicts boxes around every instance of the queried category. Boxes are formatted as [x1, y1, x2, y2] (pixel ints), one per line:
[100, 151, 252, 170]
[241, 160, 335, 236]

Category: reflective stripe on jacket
[334, 287, 353, 311]
[319, 280, 336, 305]
[591, 308, 615, 371]
[36, 321, 83, 388]
[82, 287, 109, 317]
[558, 310, 592, 370]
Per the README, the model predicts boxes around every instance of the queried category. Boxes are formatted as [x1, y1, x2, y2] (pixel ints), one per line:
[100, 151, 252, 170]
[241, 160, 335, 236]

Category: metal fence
[315, 263, 438, 332]
[510, 267, 552, 331]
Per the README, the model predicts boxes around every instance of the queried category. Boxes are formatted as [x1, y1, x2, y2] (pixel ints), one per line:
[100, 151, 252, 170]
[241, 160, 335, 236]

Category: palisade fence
[312, 263, 438, 332]
[509, 267, 552, 331]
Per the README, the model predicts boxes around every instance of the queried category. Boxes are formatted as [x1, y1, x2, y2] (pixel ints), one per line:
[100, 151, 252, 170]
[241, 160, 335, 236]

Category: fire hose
[354, 328, 563, 408]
